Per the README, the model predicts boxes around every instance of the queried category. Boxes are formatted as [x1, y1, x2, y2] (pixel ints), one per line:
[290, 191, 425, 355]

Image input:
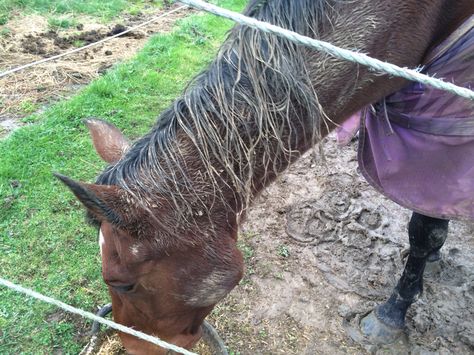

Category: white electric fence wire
[0, 277, 197, 355]
[178, 0, 474, 101]
[0, 5, 189, 79]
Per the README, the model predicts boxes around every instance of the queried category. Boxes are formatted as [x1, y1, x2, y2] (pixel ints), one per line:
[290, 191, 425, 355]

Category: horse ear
[84, 118, 130, 164]
[54, 173, 123, 225]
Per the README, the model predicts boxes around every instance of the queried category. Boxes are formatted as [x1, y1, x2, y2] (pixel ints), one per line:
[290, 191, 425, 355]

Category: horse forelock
[95, 0, 334, 241]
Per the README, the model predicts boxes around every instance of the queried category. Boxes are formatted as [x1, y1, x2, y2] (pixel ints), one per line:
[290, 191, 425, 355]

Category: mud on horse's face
[56, 119, 244, 354]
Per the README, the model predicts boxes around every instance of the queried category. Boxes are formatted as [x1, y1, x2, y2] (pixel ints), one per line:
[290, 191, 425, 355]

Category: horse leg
[360, 212, 449, 344]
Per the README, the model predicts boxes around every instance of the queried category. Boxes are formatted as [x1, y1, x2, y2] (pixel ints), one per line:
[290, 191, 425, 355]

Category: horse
[56, 0, 474, 353]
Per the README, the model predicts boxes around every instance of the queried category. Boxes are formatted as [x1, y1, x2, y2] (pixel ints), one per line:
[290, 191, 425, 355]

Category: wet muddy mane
[96, 0, 333, 230]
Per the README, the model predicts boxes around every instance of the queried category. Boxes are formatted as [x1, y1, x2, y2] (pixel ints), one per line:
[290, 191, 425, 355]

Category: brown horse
[56, 0, 473, 353]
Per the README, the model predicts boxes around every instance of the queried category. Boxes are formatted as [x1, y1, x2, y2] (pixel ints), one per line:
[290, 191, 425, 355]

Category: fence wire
[0, 277, 197, 355]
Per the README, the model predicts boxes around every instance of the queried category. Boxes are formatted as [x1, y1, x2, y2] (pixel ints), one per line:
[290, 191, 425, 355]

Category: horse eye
[111, 283, 136, 293]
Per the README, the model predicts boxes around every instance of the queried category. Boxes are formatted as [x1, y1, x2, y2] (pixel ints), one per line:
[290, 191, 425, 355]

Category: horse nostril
[111, 283, 135, 293]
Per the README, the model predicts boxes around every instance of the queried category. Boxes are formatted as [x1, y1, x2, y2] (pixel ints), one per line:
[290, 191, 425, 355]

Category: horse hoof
[359, 310, 405, 344]
[425, 253, 442, 276]
[343, 309, 408, 348]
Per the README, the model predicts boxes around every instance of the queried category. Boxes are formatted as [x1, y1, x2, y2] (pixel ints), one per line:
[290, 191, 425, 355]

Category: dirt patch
[25, 25, 146, 54]
[0, 5, 192, 137]
[89, 137, 473, 354]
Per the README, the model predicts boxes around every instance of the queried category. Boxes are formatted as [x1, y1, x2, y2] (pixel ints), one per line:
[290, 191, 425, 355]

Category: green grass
[47, 16, 76, 30]
[0, 0, 246, 353]
[0, 13, 7, 24]
[0, 0, 168, 25]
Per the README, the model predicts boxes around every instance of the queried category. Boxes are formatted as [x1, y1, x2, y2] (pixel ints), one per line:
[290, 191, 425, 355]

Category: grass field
[0, 0, 159, 25]
[0, 0, 246, 353]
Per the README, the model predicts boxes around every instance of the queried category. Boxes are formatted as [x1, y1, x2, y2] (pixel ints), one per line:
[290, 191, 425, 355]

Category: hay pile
[81, 330, 214, 355]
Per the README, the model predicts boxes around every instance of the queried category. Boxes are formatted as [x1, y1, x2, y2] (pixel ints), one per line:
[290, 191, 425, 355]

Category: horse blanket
[339, 15, 474, 220]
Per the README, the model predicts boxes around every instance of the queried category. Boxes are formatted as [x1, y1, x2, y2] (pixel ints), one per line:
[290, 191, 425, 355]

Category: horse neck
[305, 0, 473, 124]
[149, 0, 471, 219]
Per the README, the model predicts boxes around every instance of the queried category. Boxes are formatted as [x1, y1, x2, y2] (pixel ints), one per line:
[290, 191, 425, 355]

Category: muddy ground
[0, 4, 191, 136]
[218, 136, 474, 354]
[91, 136, 473, 355]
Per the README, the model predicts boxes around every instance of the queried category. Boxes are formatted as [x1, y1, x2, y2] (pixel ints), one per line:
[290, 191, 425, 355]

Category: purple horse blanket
[341, 15, 474, 220]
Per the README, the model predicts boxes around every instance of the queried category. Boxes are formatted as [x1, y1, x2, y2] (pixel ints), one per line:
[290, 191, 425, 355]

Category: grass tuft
[47, 16, 76, 30]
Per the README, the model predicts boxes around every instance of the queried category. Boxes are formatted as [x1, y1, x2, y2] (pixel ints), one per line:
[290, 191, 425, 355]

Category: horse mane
[96, 0, 333, 235]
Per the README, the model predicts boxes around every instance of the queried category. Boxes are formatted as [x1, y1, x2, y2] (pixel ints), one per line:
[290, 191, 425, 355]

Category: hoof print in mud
[285, 200, 337, 244]
[286, 192, 404, 298]
[285, 188, 354, 244]
[356, 209, 382, 230]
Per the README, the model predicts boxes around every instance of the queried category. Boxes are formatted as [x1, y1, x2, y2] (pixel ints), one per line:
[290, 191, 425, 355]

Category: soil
[92, 136, 474, 354]
[0, 5, 192, 137]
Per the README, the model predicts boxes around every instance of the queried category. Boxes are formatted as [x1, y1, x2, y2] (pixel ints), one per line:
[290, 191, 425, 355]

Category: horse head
[56, 119, 244, 354]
